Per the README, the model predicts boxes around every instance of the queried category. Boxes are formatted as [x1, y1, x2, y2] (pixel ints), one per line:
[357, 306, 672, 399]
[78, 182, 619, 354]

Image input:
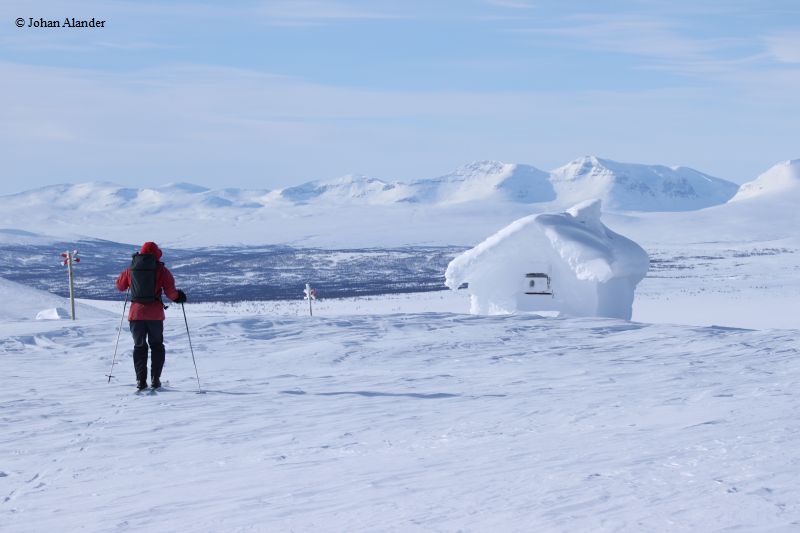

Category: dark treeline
[0, 240, 465, 302]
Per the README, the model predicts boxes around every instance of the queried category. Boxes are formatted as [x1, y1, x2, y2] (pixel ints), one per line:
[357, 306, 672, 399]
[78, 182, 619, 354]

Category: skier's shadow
[158, 388, 258, 396]
[198, 389, 259, 396]
[282, 390, 460, 399]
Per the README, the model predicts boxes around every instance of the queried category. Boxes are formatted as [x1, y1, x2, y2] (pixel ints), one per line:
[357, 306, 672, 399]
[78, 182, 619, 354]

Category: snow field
[2, 155, 800, 530]
[2, 306, 800, 531]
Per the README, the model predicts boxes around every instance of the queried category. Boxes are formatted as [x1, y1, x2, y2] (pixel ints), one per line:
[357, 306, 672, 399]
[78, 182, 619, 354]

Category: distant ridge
[550, 156, 739, 211]
[730, 159, 800, 201]
[405, 161, 555, 204]
[0, 156, 745, 212]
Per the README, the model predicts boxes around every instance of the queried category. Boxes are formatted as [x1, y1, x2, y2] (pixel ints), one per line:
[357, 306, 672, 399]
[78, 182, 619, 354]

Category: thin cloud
[254, 0, 408, 26]
[510, 13, 783, 82]
[521, 15, 738, 61]
[483, 0, 536, 9]
[95, 41, 180, 51]
[1, 60, 797, 190]
[765, 31, 800, 64]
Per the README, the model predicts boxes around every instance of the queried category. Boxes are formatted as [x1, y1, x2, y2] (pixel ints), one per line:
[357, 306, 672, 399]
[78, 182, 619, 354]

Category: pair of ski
[135, 381, 170, 395]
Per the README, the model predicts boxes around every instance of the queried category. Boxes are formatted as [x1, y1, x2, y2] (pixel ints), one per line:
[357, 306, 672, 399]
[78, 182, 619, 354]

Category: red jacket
[116, 243, 181, 321]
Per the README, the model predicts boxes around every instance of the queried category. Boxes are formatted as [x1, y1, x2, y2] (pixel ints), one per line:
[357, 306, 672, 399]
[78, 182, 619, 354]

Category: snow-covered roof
[446, 199, 649, 290]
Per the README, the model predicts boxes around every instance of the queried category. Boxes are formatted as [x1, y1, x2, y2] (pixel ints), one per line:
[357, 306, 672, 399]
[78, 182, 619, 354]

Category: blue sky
[1, 0, 799, 193]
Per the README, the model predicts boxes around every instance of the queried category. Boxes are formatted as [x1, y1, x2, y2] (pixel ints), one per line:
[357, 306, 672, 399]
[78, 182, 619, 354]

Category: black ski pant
[130, 320, 165, 383]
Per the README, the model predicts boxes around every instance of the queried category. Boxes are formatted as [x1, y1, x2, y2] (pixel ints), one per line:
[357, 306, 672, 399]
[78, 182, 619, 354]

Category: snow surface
[446, 200, 649, 319]
[34, 307, 71, 320]
[1, 157, 800, 530]
[2, 289, 800, 531]
[0, 277, 111, 321]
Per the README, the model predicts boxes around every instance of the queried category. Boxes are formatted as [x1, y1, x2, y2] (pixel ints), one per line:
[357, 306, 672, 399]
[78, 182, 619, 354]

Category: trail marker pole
[303, 283, 317, 316]
[60, 250, 81, 320]
[67, 252, 75, 319]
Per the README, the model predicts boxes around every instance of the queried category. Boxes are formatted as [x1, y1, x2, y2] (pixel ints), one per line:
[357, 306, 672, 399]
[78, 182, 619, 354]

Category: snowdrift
[35, 307, 72, 320]
[0, 277, 111, 321]
[445, 200, 649, 319]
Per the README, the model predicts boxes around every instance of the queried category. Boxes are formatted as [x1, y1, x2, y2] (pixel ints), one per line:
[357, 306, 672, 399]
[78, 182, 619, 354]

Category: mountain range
[1, 157, 799, 300]
[0, 156, 752, 212]
[1, 157, 798, 248]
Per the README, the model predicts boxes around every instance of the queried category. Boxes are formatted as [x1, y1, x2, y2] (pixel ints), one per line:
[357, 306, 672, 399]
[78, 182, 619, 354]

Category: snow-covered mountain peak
[554, 155, 604, 178]
[0, 157, 759, 229]
[550, 156, 738, 211]
[276, 173, 408, 204]
[327, 173, 386, 186]
[553, 156, 673, 181]
[450, 160, 513, 179]
[731, 159, 800, 201]
[407, 160, 554, 204]
[0, 181, 270, 214]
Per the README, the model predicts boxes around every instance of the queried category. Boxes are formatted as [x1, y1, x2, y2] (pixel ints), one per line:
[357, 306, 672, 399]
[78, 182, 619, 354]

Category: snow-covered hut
[445, 199, 649, 319]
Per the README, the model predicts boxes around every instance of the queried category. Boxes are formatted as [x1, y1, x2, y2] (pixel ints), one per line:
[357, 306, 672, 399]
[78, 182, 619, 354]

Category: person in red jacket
[116, 242, 186, 390]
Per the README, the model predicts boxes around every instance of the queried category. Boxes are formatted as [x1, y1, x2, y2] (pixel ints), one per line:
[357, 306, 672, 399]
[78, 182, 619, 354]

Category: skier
[116, 242, 186, 390]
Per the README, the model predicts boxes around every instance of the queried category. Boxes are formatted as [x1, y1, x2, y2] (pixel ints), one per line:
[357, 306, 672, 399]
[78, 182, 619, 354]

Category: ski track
[2, 312, 800, 532]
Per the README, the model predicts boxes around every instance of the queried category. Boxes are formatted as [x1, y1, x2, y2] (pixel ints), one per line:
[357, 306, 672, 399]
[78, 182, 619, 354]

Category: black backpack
[130, 253, 160, 303]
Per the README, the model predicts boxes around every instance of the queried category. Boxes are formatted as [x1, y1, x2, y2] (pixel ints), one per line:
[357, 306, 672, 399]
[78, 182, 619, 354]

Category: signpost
[60, 250, 80, 320]
[303, 283, 317, 316]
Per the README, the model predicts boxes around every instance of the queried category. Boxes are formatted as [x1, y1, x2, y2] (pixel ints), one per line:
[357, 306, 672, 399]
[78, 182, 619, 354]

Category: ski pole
[181, 302, 202, 392]
[107, 289, 129, 383]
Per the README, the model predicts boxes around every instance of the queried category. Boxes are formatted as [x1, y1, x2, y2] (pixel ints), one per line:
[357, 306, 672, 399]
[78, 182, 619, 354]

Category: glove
[175, 289, 187, 304]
